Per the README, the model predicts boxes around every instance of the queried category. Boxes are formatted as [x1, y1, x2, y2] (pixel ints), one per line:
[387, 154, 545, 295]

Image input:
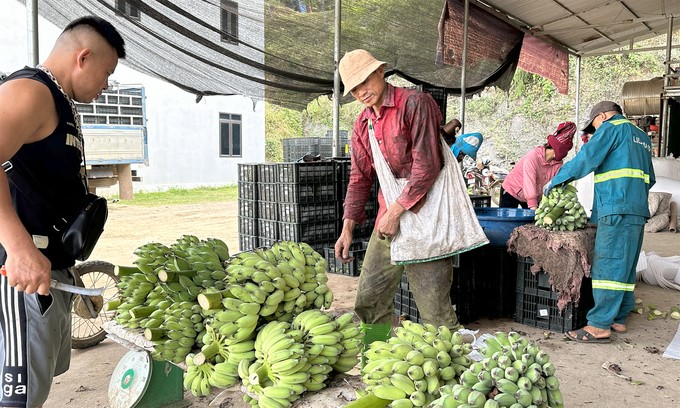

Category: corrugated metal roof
[473, 0, 680, 55]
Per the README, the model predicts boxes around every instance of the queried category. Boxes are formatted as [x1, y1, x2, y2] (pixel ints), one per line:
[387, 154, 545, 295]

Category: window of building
[220, 0, 239, 44]
[115, 0, 141, 20]
[220, 113, 242, 157]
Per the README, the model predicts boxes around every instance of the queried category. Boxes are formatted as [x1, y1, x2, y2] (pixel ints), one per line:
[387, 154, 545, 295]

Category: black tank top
[0, 67, 88, 269]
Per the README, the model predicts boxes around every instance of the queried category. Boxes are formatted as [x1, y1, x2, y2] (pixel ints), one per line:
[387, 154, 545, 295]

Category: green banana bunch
[362, 320, 473, 407]
[535, 184, 588, 231]
[434, 331, 564, 408]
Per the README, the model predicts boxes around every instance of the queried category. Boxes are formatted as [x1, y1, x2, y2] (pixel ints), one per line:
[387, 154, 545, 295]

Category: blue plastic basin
[474, 207, 536, 246]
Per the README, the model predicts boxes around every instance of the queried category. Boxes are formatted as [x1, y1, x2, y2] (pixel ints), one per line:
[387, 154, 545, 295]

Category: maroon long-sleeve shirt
[343, 84, 443, 227]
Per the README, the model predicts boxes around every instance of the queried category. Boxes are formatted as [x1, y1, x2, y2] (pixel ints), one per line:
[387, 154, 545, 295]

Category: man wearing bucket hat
[500, 121, 576, 209]
[544, 101, 655, 343]
[451, 132, 484, 163]
[334, 49, 462, 355]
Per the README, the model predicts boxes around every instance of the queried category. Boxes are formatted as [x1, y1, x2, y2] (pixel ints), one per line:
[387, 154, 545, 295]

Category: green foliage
[264, 102, 304, 162]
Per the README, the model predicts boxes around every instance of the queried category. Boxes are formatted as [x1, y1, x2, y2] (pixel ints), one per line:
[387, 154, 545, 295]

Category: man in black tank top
[0, 16, 125, 408]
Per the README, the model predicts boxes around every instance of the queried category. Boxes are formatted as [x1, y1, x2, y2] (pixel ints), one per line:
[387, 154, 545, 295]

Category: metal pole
[27, 0, 39, 66]
[460, 0, 469, 133]
[332, 0, 341, 157]
[575, 55, 582, 149]
[661, 16, 673, 157]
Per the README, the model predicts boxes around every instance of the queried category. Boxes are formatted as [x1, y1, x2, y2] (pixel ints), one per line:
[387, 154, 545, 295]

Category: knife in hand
[1, 265, 104, 296]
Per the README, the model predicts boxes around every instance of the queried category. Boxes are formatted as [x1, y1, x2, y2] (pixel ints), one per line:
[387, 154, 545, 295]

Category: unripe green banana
[545, 375, 560, 390]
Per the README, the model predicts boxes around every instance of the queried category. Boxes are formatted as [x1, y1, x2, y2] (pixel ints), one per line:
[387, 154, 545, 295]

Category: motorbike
[463, 158, 507, 206]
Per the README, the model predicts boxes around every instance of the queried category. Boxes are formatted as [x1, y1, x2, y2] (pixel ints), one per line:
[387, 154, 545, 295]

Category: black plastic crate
[238, 216, 258, 237]
[278, 182, 337, 203]
[238, 181, 257, 200]
[451, 254, 479, 324]
[470, 195, 491, 208]
[514, 257, 594, 332]
[258, 237, 278, 249]
[238, 234, 258, 251]
[238, 198, 257, 219]
[336, 159, 351, 186]
[516, 256, 552, 294]
[257, 201, 279, 221]
[277, 162, 337, 184]
[257, 163, 279, 183]
[353, 216, 376, 241]
[476, 247, 517, 318]
[278, 220, 338, 243]
[257, 219, 279, 240]
[257, 183, 278, 202]
[393, 287, 422, 323]
[323, 241, 367, 276]
[309, 240, 336, 255]
[238, 163, 258, 183]
[279, 201, 338, 223]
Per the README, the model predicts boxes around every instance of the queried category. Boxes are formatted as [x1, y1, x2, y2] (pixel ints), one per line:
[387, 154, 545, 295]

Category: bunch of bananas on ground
[183, 352, 241, 397]
[360, 320, 473, 407]
[239, 311, 363, 408]
[109, 235, 337, 399]
[181, 325, 254, 396]
[432, 331, 564, 408]
[145, 300, 205, 363]
[535, 185, 588, 231]
[225, 241, 333, 313]
[291, 310, 364, 383]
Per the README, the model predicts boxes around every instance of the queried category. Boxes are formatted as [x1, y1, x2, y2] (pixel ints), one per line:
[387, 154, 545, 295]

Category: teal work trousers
[586, 214, 645, 329]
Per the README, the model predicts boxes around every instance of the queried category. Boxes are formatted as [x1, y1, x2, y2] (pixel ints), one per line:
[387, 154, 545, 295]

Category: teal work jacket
[549, 114, 655, 222]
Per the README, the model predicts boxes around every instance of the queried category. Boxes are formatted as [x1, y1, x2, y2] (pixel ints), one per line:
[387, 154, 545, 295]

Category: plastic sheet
[637, 251, 680, 290]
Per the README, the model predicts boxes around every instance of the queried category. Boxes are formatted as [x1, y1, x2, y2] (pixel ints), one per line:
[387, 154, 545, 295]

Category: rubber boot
[360, 322, 392, 368]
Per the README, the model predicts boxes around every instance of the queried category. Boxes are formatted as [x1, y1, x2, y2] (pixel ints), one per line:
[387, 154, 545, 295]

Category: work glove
[542, 182, 552, 197]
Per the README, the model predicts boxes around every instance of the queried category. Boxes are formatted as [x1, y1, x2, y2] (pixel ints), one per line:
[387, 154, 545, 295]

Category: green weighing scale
[108, 350, 186, 408]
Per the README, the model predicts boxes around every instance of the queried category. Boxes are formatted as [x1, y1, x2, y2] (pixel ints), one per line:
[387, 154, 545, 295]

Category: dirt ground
[45, 201, 680, 408]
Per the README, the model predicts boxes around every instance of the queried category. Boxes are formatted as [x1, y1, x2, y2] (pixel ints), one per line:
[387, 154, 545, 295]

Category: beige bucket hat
[339, 49, 386, 96]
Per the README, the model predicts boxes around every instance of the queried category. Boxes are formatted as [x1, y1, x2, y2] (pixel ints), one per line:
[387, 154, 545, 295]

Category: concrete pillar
[116, 164, 134, 200]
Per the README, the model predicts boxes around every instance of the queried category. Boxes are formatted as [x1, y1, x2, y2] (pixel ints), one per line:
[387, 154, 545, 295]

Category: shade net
[24, 0, 565, 110]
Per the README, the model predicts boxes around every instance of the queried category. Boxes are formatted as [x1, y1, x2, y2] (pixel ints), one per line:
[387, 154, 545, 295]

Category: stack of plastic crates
[256, 164, 280, 248]
[336, 158, 378, 241]
[282, 137, 321, 162]
[514, 256, 594, 332]
[237, 163, 259, 251]
[323, 241, 368, 277]
[276, 162, 339, 253]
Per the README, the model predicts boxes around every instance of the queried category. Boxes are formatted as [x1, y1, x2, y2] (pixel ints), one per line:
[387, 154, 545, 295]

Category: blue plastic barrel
[474, 207, 535, 246]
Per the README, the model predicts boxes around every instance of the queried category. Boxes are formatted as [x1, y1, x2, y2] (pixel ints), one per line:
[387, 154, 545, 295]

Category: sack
[367, 120, 489, 264]
[61, 193, 108, 261]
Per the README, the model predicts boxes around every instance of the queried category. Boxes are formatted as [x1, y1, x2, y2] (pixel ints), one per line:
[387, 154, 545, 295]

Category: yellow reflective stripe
[609, 118, 644, 132]
[594, 168, 650, 184]
[592, 280, 635, 292]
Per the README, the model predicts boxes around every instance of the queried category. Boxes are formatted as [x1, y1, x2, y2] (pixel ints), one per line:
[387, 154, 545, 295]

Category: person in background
[499, 121, 576, 209]
[334, 49, 461, 357]
[440, 118, 462, 148]
[0, 16, 125, 407]
[545, 101, 655, 343]
[451, 132, 483, 164]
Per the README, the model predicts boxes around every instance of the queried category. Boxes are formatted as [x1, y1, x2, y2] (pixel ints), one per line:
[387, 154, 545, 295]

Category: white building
[0, 0, 265, 193]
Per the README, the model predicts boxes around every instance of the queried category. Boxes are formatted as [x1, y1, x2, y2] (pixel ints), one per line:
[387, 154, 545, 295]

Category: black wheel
[71, 260, 119, 349]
